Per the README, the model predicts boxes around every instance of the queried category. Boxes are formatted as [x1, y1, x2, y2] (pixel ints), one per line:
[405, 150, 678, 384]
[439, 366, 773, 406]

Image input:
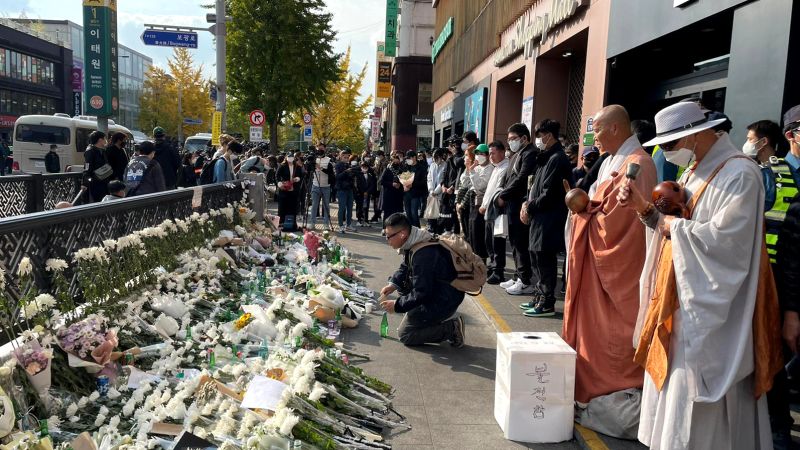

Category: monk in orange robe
[563, 105, 657, 404]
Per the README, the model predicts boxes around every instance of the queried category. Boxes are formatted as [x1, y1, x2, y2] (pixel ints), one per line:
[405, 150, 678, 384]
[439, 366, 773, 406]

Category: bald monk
[563, 105, 657, 427]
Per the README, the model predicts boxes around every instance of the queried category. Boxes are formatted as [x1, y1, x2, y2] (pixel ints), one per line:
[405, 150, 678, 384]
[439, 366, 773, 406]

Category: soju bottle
[294, 336, 302, 349]
[380, 312, 389, 338]
[39, 419, 49, 438]
[258, 339, 269, 360]
[185, 326, 192, 341]
[208, 349, 216, 370]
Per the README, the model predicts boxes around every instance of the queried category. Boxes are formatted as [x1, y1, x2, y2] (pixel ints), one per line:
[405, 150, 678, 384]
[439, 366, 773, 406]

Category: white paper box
[494, 332, 576, 443]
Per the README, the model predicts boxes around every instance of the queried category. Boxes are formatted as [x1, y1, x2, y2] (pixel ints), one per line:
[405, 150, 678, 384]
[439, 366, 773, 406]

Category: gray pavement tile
[386, 404, 432, 445]
[428, 424, 531, 449]
[498, 313, 565, 334]
[388, 446, 435, 450]
[423, 389, 498, 425]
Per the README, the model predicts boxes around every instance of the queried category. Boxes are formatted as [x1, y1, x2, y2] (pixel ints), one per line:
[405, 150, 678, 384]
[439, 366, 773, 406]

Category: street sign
[211, 111, 222, 146]
[302, 113, 312, 125]
[412, 115, 433, 126]
[582, 133, 595, 147]
[384, 0, 399, 57]
[249, 110, 266, 126]
[72, 92, 83, 117]
[250, 126, 264, 143]
[209, 83, 217, 102]
[83, 0, 119, 117]
[183, 118, 203, 125]
[302, 125, 313, 142]
[371, 117, 381, 141]
[141, 29, 198, 49]
[377, 61, 392, 98]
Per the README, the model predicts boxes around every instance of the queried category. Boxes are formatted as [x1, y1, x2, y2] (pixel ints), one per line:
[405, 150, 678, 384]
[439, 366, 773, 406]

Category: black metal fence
[0, 182, 245, 308]
[0, 173, 84, 219]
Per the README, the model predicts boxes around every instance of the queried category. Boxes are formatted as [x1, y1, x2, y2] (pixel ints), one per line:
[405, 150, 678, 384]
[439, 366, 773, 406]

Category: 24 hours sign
[83, 0, 119, 116]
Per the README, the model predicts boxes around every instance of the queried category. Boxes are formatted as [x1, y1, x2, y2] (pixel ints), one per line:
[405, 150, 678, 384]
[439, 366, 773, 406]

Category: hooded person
[618, 101, 781, 449]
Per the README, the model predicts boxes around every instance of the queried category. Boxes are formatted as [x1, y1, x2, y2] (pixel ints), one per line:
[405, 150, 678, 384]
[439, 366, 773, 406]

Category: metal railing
[0, 173, 84, 219]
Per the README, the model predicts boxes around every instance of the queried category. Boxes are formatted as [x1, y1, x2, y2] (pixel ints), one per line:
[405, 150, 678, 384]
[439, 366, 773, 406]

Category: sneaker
[338, 226, 347, 234]
[345, 226, 357, 232]
[507, 282, 536, 295]
[499, 278, 518, 289]
[523, 304, 555, 317]
[449, 316, 465, 348]
[486, 273, 505, 285]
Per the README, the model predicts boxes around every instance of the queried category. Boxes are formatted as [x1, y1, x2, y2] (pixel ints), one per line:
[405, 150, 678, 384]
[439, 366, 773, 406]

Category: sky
[2, 0, 385, 107]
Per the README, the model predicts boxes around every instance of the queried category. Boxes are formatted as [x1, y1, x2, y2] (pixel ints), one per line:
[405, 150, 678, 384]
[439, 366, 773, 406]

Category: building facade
[605, 0, 799, 147]
[0, 19, 74, 142]
[432, 0, 609, 148]
[15, 20, 152, 133]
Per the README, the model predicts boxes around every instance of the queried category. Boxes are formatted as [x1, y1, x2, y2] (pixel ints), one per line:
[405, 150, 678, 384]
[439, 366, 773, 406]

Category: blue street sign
[209, 85, 217, 102]
[183, 118, 203, 125]
[141, 30, 198, 48]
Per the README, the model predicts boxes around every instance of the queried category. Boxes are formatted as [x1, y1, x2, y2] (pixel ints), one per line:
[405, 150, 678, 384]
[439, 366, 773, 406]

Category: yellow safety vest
[765, 158, 798, 264]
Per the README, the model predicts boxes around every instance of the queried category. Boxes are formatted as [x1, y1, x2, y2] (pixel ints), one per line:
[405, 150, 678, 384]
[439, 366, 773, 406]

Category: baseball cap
[783, 105, 800, 131]
[582, 146, 599, 156]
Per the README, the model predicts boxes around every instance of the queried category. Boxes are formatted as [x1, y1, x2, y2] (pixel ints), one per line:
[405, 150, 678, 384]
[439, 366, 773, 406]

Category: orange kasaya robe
[563, 148, 657, 403]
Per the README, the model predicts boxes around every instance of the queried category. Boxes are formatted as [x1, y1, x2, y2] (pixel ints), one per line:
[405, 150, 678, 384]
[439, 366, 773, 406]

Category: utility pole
[177, 82, 183, 144]
[216, 0, 227, 130]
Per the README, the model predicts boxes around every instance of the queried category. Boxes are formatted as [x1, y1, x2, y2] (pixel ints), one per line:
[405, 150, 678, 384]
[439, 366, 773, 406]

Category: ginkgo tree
[286, 47, 372, 153]
[138, 48, 214, 139]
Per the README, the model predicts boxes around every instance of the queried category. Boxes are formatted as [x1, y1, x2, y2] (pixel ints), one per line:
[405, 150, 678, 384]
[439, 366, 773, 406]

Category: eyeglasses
[385, 230, 402, 241]
[660, 138, 680, 152]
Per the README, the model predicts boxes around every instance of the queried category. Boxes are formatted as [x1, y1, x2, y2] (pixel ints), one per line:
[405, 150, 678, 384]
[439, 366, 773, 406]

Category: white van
[184, 133, 212, 154]
[12, 114, 134, 173]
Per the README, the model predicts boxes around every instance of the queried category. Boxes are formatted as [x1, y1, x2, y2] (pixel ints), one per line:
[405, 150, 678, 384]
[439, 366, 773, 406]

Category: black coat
[390, 243, 465, 323]
[355, 170, 377, 196]
[380, 165, 404, 217]
[777, 192, 800, 312]
[499, 143, 537, 203]
[335, 161, 357, 191]
[105, 144, 128, 181]
[405, 163, 428, 198]
[83, 145, 109, 202]
[153, 139, 180, 188]
[276, 163, 304, 217]
[525, 143, 572, 252]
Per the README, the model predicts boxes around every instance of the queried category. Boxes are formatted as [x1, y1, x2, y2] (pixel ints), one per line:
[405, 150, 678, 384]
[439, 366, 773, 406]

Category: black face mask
[583, 157, 598, 169]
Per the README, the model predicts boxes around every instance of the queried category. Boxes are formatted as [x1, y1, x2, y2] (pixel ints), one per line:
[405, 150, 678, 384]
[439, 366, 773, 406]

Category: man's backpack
[410, 233, 487, 295]
[199, 157, 225, 185]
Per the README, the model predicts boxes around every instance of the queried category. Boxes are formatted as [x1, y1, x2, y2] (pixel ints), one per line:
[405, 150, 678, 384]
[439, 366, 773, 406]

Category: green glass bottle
[185, 326, 192, 341]
[294, 336, 302, 349]
[39, 419, 49, 438]
[208, 349, 216, 370]
[380, 312, 389, 338]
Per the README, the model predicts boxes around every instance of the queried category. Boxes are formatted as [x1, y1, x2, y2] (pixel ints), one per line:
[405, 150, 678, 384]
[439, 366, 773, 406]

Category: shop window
[16, 124, 70, 145]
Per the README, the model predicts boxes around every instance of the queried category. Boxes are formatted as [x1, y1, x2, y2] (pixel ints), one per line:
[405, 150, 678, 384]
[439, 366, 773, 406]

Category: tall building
[14, 19, 152, 133]
[0, 18, 74, 142]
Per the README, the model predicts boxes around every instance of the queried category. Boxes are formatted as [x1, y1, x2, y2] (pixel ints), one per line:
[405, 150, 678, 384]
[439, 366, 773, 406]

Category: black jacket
[276, 163, 305, 187]
[83, 145, 109, 201]
[442, 152, 465, 189]
[380, 164, 404, 215]
[105, 144, 129, 181]
[390, 243, 465, 322]
[526, 143, 572, 252]
[405, 162, 428, 198]
[499, 143, 537, 203]
[355, 170, 377, 195]
[576, 152, 610, 192]
[777, 193, 800, 312]
[335, 161, 356, 191]
[153, 139, 180, 188]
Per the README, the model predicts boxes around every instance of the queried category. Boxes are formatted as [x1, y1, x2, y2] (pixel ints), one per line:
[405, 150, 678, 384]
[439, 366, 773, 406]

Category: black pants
[355, 192, 370, 222]
[468, 206, 487, 258]
[398, 306, 460, 346]
[767, 346, 794, 438]
[507, 202, 532, 284]
[530, 249, 558, 304]
[485, 220, 506, 277]
[372, 192, 382, 221]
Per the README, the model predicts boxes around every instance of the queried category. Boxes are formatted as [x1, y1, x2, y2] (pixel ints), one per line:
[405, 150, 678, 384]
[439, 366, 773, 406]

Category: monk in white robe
[619, 101, 781, 450]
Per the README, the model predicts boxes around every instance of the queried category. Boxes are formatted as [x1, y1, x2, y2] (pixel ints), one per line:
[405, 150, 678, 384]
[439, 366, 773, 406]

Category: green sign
[83, 0, 119, 117]
[582, 133, 595, 147]
[431, 17, 454, 63]
[384, 0, 398, 57]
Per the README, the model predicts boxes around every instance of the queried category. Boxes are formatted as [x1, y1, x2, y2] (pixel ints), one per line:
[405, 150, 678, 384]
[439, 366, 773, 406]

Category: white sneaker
[507, 282, 535, 295]
[499, 278, 518, 289]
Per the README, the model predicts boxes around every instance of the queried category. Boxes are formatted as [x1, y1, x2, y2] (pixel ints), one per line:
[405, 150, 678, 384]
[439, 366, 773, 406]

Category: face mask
[406, 159, 415, 165]
[461, 143, 468, 151]
[476, 155, 487, 165]
[742, 138, 764, 158]
[286, 157, 294, 163]
[583, 157, 598, 169]
[509, 139, 523, 153]
[663, 138, 696, 168]
[350, 161, 357, 166]
[535, 137, 547, 151]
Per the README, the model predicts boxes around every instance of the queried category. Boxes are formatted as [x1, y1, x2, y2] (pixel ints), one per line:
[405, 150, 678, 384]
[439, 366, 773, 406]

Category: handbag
[424, 195, 440, 219]
[90, 147, 113, 180]
[493, 214, 508, 238]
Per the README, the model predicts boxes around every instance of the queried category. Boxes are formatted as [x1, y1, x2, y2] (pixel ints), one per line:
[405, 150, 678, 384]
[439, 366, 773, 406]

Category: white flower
[99, 406, 110, 416]
[21, 302, 40, 319]
[290, 322, 308, 339]
[122, 401, 136, 417]
[107, 387, 121, 400]
[109, 415, 121, 429]
[94, 413, 107, 427]
[66, 403, 79, 417]
[47, 415, 62, 430]
[34, 293, 56, 311]
[279, 413, 300, 436]
[70, 416, 80, 423]
[17, 257, 33, 277]
[102, 239, 117, 250]
[309, 382, 327, 402]
[77, 396, 89, 408]
[88, 391, 100, 402]
[44, 258, 68, 272]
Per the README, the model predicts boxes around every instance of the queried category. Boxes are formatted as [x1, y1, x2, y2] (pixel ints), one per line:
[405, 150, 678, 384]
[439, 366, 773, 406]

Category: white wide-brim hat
[643, 101, 727, 147]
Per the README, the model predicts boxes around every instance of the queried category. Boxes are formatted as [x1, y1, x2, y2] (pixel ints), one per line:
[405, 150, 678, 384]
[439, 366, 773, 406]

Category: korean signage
[377, 61, 392, 99]
[431, 17, 453, 63]
[72, 92, 83, 117]
[384, 0, 398, 57]
[250, 126, 264, 143]
[83, 0, 119, 116]
[521, 97, 534, 132]
[0, 116, 17, 128]
[211, 111, 222, 146]
[371, 116, 381, 141]
[464, 88, 487, 142]
[71, 66, 83, 92]
[494, 0, 587, 66]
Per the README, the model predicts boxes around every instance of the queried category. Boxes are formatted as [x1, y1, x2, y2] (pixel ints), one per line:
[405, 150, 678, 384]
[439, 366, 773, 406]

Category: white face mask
[350, 161, 357, 166]
[509, 139, 523, 153]
[742, 138, 765, 158]
[461, 143, 468, 151]
[663, 138, 696, 168]
[476, 154, 487, 165]
[286, 157, 294, 163]
[405, 158, 414, 165]
[535, 137, 546, 151]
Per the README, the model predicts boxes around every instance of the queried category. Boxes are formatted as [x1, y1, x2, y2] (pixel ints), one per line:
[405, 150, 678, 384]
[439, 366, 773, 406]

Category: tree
[139, 48, 214, 138]
[286, 47, 372, 153]
[227, 0, 341, 152]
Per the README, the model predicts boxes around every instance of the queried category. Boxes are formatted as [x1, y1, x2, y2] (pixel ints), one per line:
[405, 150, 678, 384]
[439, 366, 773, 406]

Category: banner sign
[82, 0, 119, 116]
[384, 0, 399, 57]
